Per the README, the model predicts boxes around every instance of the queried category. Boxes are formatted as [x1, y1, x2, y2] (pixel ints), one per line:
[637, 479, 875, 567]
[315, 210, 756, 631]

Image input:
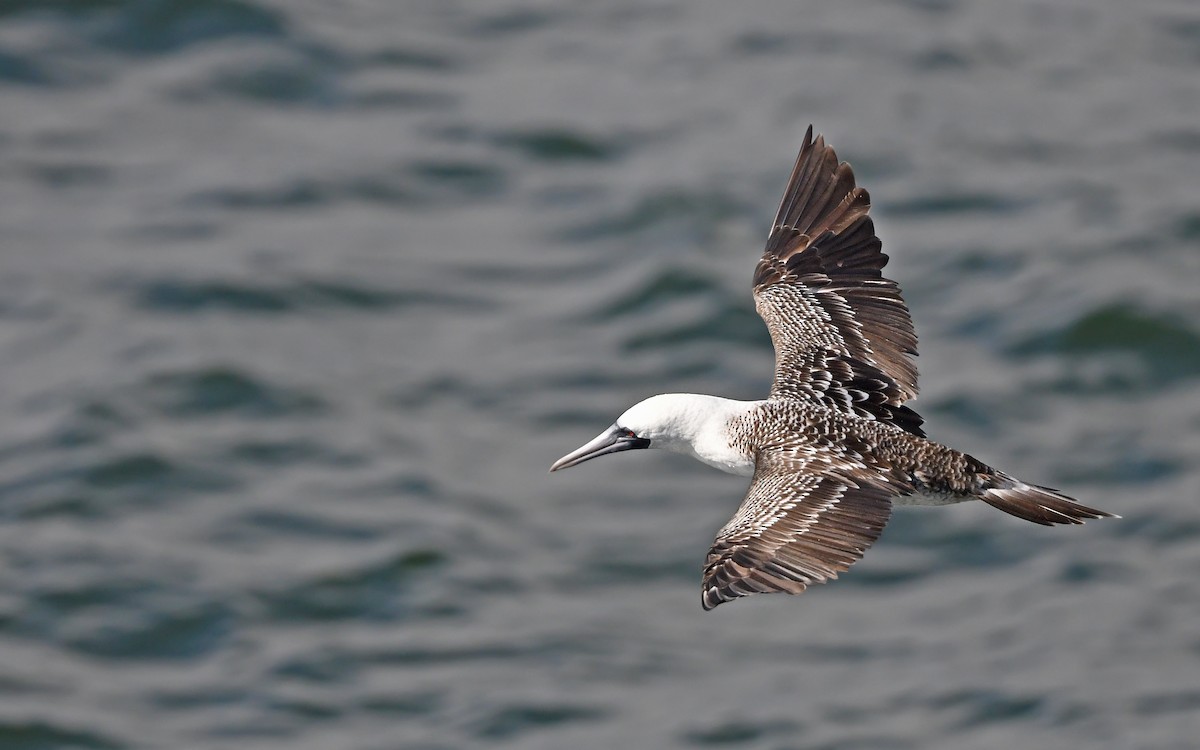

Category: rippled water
[0, 1, 1197, 748]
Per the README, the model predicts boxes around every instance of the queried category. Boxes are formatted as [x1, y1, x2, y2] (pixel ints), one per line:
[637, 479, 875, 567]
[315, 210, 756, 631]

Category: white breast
[690, 434, 756, 477]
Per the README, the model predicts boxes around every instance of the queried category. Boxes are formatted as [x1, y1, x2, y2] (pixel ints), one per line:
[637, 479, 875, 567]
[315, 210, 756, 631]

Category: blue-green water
[0, 1, 1197, 748]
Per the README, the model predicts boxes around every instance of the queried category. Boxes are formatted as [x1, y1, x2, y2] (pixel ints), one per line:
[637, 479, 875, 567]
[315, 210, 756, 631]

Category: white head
[548, 393, 737, 472]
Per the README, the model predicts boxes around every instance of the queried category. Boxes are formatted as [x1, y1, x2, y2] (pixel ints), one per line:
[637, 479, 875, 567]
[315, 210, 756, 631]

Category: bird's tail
[976, 472, 1117, 526]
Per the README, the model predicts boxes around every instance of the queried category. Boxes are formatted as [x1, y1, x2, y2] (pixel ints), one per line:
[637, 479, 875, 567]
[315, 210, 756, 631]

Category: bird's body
[550, 127, 1114, 609]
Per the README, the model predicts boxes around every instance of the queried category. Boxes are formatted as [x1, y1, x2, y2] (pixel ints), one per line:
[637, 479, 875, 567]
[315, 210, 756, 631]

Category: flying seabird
[550, 127, 1115, 610]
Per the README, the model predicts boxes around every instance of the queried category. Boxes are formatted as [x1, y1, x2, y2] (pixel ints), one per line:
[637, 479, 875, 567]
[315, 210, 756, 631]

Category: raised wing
[702, 451, 896, 610]
[753, 127, 919, 412]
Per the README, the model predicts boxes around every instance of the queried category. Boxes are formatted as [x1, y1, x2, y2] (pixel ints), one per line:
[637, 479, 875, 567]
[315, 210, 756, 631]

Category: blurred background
[0, 1, 1197, 748]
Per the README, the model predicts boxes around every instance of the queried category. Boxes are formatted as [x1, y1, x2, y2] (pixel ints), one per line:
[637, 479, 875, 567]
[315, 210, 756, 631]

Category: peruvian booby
[550, 127, 1114, 610]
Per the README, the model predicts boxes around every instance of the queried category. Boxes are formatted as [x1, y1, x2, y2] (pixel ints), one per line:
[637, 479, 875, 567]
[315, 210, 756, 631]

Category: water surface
[0, 1, 1197, 748]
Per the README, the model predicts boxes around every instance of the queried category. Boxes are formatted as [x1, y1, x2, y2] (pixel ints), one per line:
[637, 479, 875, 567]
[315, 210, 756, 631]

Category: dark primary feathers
[701, 127, 919, 610]
[703, 451, 895, 610]
[753, 126, 919, 418]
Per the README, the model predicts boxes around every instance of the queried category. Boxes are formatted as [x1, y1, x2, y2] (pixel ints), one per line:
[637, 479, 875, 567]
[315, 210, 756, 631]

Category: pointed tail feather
[978, 478, 1117, 526]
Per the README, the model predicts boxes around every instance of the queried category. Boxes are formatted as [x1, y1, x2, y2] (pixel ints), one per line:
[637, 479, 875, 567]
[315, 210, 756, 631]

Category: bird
[549, 126, 1115, 610]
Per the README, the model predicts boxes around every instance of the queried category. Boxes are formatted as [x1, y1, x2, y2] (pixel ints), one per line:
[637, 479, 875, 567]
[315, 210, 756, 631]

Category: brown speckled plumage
[698, 127, 1114, 610]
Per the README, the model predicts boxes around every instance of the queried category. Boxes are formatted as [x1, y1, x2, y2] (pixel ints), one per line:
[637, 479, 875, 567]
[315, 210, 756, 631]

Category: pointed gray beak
[549, 424, 651, 472]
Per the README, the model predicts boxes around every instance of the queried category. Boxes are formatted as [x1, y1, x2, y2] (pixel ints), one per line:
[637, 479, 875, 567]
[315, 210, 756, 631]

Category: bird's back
[731, 399, 982, 497]
[733, 398, 1110, 523]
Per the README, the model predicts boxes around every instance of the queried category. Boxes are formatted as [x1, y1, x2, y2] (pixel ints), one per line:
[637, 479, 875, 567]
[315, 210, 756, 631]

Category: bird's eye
[624, 429, 637, 438]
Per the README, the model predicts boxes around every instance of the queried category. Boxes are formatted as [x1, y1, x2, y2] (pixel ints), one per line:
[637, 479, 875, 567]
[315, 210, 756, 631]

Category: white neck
[622, 394, 761, 476]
